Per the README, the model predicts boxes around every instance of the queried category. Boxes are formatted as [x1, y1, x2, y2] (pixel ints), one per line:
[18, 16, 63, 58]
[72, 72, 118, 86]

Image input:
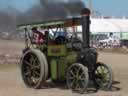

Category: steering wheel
[55, 36, 67, 44]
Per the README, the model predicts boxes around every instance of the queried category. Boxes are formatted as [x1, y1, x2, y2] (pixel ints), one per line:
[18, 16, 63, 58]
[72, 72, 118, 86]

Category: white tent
[90, 18, 121, 33]
[107, 18, 128, 32]
[77, 18, 128, 33]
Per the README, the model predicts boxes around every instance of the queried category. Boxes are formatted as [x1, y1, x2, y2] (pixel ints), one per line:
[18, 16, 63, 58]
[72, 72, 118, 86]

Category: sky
[91, 0, 128, 17]
[0, 0, 38, 11]
[0, 0, 128, 17]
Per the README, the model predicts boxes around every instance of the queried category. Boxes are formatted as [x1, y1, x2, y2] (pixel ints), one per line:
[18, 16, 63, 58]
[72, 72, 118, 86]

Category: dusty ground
[0, 39, 127, 96]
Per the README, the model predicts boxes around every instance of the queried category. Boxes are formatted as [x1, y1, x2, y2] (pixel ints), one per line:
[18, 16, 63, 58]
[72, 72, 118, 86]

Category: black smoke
[0, 0, 85, 32]
[0, 7, 19, 32]
[39, 0, 85, 19]
[19, 0, 85, 24]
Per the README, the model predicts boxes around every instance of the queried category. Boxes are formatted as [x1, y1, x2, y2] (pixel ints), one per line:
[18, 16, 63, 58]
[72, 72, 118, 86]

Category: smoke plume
[19, 0, 85, 23]
[0, 0, 85, 32]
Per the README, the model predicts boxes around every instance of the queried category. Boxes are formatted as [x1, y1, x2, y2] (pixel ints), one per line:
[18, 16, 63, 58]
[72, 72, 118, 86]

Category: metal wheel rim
[95, 64, 112, 89]
[22, 53, 41, 88]
[67, 64, 88, 93]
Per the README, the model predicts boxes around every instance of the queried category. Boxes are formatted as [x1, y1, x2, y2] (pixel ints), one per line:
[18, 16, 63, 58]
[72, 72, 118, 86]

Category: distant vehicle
[99, 37, 120, 48]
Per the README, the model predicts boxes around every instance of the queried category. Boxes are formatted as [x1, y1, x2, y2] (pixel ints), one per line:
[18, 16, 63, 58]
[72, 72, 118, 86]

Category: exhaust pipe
[81, 8, 91, 48]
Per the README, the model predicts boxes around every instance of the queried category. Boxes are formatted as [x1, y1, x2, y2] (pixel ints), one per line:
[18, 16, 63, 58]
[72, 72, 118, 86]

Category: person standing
[32, 27, 45, 44]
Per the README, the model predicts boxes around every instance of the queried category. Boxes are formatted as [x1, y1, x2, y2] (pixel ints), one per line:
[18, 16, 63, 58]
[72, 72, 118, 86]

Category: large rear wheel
[66, 63, 89, 93]
[21, 49, 48, 89]
[94, 62, 113, 90]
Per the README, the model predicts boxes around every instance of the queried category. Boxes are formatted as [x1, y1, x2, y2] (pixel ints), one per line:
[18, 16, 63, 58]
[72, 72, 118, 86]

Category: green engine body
[47, 45, 77, 81]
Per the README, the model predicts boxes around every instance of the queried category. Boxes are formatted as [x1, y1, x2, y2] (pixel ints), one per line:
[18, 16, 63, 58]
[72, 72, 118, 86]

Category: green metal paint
[51, 59, 57, 80]
[48, 45, 67, 56]
[49, 49, 77, 81]
[58, 58, 67, 80]
[66, 52, 77, 64]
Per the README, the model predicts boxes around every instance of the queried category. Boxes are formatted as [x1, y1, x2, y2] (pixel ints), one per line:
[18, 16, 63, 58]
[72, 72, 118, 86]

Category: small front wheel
[94, 62, 113, 90]
[66, 63, 89, 93]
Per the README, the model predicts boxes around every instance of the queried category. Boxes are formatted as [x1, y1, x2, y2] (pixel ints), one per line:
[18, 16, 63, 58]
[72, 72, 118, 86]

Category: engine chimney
[81, 8, 91, 48]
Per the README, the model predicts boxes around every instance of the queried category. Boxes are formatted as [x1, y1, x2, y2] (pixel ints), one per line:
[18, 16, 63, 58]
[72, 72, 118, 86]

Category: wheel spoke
[73, 67, 78, 74]
[103, 75, 109, 81]
[79, 71, 85, 78]
[102, 79, 109, 83]
[21, 50, 48, 89]
[95, 64, 113, 90]
[99, 66, 104, 73]
[24, 60, 31, 67]
[69, 70, 75, 77]
[77, 67, 81, 76]
[103, 70, 109, 74]
[67, 64, 88, 93]
[31, 77, 39, 84]
[101, 66, 108, 74]
[70, 79, 75, 88]
[23, 65, 32, 76]
[68, 76, 74, 80]
[33, 64, 40, 69]
[24, 71, 31, 76]
[34, 70, 40, 77]
[33, 57, 38, 65]
[79, 80, 85, 89]
[96, 68, 101, 74]
[32, 57, 40, 69]
[30, 54, 35, 64]
[30, 59, 33, 65]
[75, 81, 80, 90]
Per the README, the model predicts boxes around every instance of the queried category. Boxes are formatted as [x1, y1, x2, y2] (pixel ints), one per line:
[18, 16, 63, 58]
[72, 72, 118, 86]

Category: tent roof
[90, 18, 128, 33]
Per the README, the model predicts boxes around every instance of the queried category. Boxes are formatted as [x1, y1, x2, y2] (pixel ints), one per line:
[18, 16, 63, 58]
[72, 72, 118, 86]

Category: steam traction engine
[18, 8, 113, 93]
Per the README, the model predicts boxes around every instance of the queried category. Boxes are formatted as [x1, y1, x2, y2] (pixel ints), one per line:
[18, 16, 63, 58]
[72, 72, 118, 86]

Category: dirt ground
[0, 40, 127, 96]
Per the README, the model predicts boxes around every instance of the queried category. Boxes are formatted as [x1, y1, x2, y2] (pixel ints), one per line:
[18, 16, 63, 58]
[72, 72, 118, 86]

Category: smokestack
[81, 8, 91, 48]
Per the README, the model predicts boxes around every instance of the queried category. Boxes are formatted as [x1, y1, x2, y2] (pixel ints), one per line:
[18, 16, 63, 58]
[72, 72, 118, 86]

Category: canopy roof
[17, 17, 128, 33]
[17, 17, 81, 30]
